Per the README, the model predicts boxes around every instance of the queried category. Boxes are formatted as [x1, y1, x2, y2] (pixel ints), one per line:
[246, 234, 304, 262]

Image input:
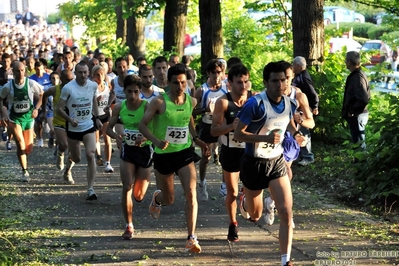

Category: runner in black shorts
[210, 63, 251, 242]
[233, 62, 307, 266]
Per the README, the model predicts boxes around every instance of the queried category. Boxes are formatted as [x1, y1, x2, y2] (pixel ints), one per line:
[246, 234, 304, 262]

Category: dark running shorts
[98, 113, 110, 124]
[153, 147, 195, 175]
[66, 127, 96, 141]
[239, 153, 287, 190]
[199, 122, 219, 144]
[220, 144, 245, 173]
[120, 144, 153, 168]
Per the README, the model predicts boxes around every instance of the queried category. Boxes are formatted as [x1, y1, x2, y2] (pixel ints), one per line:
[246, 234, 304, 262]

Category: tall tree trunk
[126, 15, 146, 59]
[115, 5, 126, 44]
[199, 0, 223, 77]
[164, 0, 188, 56]
[292, 0, 324, 66]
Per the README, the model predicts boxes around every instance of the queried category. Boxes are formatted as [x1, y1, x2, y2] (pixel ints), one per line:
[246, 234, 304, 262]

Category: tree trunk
[164, 0, 188, 56]
[125, 0, 145, 60]
[292, 0, 324, 66]
[115, 5, 126, 44]
[199, 0, 223, 77]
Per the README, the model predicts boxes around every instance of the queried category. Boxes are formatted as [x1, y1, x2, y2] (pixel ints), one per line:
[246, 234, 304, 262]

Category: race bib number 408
[165, 126, 188, 144]
[13, 100, 30, 113]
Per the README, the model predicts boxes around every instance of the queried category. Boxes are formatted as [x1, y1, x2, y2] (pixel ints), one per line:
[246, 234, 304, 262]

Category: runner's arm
[210, 96, 234, 137]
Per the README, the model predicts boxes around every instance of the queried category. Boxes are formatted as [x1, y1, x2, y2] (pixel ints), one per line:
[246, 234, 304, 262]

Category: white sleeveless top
[200, 82, 228, 124]
[60, 79, 97, 132]
[253, 92, 291, 159]
[95, 81, 111, 116]
[113, 76, 126, 104]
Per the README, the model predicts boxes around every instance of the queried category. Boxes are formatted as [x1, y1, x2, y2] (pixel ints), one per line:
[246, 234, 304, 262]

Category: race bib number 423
[165, 126, 188, 144]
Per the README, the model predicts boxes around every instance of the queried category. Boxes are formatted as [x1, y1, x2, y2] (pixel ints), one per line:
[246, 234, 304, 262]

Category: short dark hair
[1, 53, 11, 61]
[138, 64, 152, 76]
[263, 62, 286, 81]
[115, 57, 127, 66]
[124, 74, 142, 89]
[167, 63, 186, 81]
[277, 60, 293, 72]
[206, 59, 225, 73]
[228, 64, 249, 82]
[227, 57, 242, 70]
[152, 56, 167, 68]
[182, 55, 192, 65]
[34, 60, 43, 68]
[39, 58, 48, 67]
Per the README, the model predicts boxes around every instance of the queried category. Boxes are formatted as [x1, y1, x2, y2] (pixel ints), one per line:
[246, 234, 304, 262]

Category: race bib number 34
[165, 126, 188, 144]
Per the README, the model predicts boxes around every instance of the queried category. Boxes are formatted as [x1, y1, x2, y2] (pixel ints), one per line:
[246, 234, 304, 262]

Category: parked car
[361, 40, 389, 66]
[248, 0, 291, 21]
[324, 6, 365, 25]
[329, 37, 362, 53]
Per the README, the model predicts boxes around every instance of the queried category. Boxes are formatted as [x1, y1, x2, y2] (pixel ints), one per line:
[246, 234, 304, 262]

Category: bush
[325, 22, 376, 38]
[367, 25, 391, 39]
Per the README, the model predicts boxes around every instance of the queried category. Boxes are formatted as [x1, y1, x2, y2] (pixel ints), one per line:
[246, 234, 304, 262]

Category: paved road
[1, 142, 397, 265]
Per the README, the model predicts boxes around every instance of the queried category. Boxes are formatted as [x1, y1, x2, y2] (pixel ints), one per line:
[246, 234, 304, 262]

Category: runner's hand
[264, 129, 282, 144]
[155, 140, 169, 150]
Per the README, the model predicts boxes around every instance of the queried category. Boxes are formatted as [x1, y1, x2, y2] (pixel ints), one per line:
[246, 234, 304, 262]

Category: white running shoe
[104, 163, 114, 173]
[239, 188, 250, 219]
[63, 171, 75, 185]
[86, 188, 98, 200]
[264, 197, 275, 225]
[21, 170, 30, 182]
[198, 180, 208, 201]
[37, 139, 44, 147]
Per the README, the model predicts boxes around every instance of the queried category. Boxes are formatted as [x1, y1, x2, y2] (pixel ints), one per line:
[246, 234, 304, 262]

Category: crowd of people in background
[0, 12, 370, 265]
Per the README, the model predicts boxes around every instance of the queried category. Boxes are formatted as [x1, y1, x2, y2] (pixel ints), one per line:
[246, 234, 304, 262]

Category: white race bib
[165, 126, 188, 144]
[228, 132, 245, 148]
[13, 100, 30, 113]
[255, 142, 279, 158]
[124, 129, 142, 146]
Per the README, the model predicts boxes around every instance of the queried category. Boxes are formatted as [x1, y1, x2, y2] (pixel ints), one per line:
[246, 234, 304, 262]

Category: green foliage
[98, 38, 130, 60]
[352, 93, 399, 203]
[367, 25, 391, 40]
[46, 12, 61, 24]
[325, 22, 376, 38]
[221, 0, 292, 90]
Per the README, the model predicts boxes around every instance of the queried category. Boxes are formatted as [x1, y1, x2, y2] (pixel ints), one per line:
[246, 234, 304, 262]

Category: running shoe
[122, 226, 134, 240]
[1, 130, 7, 141]
[6, 140, 11, 151]
[219, 182, 227, 198]
[96, 156, 104, 166]
[264, 197, 275, 226]
[198, 180, 208, 201]
[227, 223, 239, 242]
[86, 188, 98, 200]
[185, 236, 201, 253]
[63, 171, 75, 185]
[21, 170, 30, 182]
[56, 152, 64, 171]
[37, 139, 44, 147]
[149, 190, 162, 219]
[239, 188, 250, 219]
[285, 261, 294, 266]
[104, 163, 114, 173]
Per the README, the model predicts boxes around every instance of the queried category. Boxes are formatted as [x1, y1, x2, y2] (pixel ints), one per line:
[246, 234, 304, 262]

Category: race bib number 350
[165, 126, 188, 144]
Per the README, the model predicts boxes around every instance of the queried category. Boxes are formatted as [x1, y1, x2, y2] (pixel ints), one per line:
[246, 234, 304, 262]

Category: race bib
[13, 100, 30, 113]
[75, 108, 91, 121]
[98, 100, 108, 108]
[165, 126, 188, 144]
[255, 142, 279, 158]
[124, 129, 142, 146]
[228, 132, 245, 148]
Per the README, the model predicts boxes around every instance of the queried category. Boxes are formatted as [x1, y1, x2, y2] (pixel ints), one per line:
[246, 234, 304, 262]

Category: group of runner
[0, 47, 315, 265]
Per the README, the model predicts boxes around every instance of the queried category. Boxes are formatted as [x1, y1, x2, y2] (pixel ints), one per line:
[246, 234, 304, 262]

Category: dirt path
[0, 143, 398, 265]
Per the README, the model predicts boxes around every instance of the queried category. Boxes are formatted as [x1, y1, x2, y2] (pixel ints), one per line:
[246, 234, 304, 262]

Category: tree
[292, 0, 325, 66]
[199, 0, 223, 76]
[163, 0, 189, 56]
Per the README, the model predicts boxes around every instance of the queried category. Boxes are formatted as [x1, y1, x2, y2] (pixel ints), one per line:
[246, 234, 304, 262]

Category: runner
[210, 64, 251, 242]
[106, 74, 152, 240]
[92, 65, 114, 172]
[0, 61, 44, 182]
[42, 70, 74, 172]
[234, 62, 307, 266]
[55, 61, 101, 200]
[193, 59, 228, 201]
[138, 63, 209, 253]
[138, 64, 164, 103]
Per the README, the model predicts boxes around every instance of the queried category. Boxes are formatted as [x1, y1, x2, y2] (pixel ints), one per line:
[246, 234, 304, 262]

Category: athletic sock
[281, 254, 290, 266]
